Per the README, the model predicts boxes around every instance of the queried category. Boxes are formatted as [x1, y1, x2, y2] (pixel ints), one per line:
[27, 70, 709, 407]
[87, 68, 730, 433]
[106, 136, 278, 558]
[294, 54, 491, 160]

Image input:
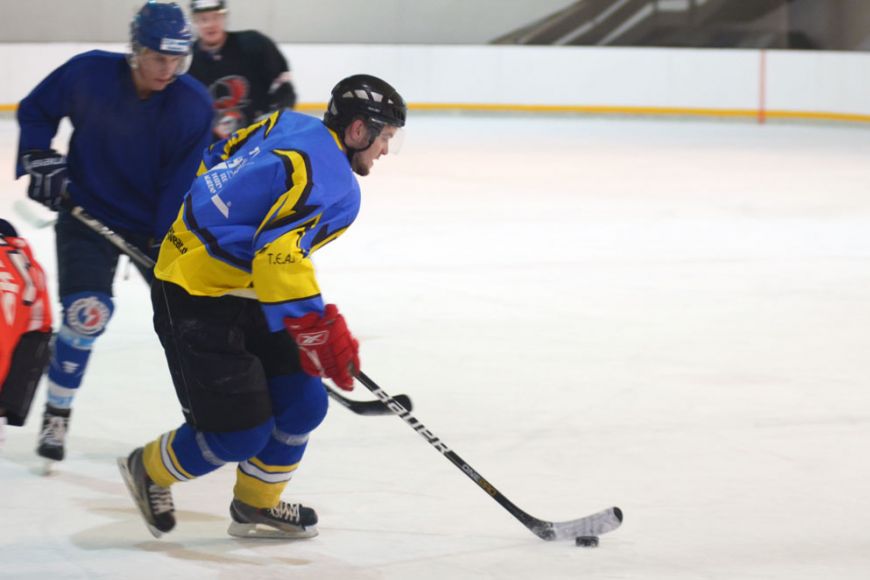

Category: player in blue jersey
[15, 1, 213, 464]
[117, 74, 406, 539]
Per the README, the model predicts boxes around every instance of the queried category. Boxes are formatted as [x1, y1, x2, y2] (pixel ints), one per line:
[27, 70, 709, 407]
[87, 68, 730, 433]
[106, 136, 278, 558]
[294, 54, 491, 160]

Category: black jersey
[189, 30, 297, 141]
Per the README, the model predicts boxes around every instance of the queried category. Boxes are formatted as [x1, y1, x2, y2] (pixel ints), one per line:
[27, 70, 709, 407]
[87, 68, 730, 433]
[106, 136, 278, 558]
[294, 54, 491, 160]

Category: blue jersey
[154, 111, 360, 331]
[16, 50, 213, 239]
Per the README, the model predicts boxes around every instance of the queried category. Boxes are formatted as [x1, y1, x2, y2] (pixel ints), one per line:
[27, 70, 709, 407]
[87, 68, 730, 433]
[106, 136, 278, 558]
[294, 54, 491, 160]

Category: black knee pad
[0, 331, 51, 426]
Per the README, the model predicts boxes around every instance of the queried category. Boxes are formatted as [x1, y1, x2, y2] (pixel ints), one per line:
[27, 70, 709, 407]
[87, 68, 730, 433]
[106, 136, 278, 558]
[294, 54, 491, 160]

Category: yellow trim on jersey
[219, 111, 281, 162]
[327, 127, 344, 151]
[155, 217, 252, 295]
[311, 226, 349, 253]
[234, 468, 289, 508]
[251, 226, 321, 303]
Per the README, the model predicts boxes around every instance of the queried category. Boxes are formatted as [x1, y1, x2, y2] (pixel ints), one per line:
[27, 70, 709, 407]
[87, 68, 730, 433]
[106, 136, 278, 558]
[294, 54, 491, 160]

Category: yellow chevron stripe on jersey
[311, 225, 349, 253]
[252, 225, 321, 303]
[256, 149, 315, 238]
[217, 110, 282, 163]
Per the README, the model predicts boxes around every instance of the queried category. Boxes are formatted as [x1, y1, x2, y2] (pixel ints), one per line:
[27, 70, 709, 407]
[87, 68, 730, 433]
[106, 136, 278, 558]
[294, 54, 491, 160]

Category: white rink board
[2, 44, 870, 117]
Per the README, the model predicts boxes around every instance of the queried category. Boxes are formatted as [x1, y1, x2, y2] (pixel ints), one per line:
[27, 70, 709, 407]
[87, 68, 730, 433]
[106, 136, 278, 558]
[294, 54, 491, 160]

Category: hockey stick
[15, 199, 156, 269]
[16, 201, 413, 417]
[67, 204, 157, 270]
[324, 382, 413, 416]
[356, 371, 623, 541]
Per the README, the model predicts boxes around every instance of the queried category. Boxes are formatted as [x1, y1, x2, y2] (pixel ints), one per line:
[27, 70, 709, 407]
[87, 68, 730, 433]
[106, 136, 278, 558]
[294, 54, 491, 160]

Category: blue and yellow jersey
[154, 111, 360, 331]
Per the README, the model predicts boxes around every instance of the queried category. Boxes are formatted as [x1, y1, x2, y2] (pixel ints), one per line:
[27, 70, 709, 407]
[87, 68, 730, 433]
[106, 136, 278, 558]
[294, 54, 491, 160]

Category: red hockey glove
[284, 304, 360, 391]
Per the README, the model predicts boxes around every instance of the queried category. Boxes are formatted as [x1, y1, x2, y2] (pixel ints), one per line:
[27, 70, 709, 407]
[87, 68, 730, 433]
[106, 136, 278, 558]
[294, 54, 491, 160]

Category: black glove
[20, 149, 69, 212]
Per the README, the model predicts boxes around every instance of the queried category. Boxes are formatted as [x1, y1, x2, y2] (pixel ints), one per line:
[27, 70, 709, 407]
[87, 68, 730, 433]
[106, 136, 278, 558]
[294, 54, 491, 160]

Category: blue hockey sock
[47, 292, 114, 409]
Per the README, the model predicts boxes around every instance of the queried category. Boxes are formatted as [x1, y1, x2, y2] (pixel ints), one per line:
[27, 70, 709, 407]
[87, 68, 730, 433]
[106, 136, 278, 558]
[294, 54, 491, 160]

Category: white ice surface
[1, 114, 870, 579]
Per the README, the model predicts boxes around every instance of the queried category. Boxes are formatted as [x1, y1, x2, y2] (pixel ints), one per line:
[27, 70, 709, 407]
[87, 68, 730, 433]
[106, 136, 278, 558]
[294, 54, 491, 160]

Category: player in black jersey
[188, 0, 297, 140]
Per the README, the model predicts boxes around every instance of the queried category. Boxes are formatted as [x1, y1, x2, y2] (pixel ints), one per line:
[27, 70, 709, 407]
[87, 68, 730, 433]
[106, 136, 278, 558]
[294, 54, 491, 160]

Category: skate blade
[227, 520, 318, 540]
[41, 460, 58, 476]
[116, 457, 164, 539]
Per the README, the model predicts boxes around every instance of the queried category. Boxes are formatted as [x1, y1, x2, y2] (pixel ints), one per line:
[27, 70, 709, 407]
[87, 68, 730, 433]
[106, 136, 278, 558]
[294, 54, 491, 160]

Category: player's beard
[351, 152, 371, 177]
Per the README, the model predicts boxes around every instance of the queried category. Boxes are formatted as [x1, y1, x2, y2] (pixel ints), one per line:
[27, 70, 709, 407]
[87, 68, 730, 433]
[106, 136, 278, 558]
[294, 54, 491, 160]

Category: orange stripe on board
[4, 102, 870, 124]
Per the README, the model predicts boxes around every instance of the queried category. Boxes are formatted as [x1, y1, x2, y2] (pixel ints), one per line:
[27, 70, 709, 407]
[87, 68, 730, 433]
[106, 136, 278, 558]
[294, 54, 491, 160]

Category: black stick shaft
[68, 205, 155, 270]
[356, 371, 543, 534]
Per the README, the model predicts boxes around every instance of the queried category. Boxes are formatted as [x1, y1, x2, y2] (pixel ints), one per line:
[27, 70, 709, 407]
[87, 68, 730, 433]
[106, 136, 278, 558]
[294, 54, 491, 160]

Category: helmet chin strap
[341, 122, 382, 162]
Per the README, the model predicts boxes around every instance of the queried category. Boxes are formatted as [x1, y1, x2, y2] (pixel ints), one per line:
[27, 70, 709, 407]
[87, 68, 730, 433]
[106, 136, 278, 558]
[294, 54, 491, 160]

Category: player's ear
[344, 119, 369, 149]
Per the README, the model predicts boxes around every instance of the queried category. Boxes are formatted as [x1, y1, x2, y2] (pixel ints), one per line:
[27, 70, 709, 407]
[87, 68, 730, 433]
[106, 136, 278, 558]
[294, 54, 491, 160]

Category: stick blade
[390, 394, 413, 412]
[348, 393, 414, 415]
[533, 506, 623, 541]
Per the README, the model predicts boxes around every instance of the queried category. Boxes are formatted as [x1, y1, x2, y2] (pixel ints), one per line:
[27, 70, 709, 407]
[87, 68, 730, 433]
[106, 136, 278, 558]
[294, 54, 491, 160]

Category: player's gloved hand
[284, 304, 360, 391]
[20, 149, 69, 212]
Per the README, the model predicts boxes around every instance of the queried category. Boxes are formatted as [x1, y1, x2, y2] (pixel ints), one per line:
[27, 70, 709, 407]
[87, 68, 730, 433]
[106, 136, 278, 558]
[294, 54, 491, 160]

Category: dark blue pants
[46, 210, 155, 406]
[55, 209, 154, 296]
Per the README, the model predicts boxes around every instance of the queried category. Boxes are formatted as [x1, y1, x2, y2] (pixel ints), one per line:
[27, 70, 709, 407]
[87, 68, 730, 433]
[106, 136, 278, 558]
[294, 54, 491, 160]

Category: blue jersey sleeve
[250, 149, 327, 329]
[250, 149, 358, 331]
[16, 59, 74, 176]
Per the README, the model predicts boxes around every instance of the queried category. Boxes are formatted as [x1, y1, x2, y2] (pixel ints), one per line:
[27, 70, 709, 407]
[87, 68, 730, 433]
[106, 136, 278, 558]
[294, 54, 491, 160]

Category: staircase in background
[492, 0, 812, 49]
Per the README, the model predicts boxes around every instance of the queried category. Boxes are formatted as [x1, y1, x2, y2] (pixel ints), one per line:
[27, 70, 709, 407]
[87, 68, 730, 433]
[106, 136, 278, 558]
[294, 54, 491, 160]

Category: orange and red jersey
[0, 233, 52, 387]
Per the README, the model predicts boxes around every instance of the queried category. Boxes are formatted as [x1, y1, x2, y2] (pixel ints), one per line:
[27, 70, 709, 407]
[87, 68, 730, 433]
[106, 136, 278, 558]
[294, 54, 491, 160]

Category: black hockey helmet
[323, 74, 407, 137]
[190, 0, 226, 13]
[0, 218, 18, 238]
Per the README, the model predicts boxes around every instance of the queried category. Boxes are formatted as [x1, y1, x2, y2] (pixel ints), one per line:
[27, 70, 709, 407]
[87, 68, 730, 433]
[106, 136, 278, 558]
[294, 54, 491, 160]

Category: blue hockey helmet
[130, 2, 193, 57]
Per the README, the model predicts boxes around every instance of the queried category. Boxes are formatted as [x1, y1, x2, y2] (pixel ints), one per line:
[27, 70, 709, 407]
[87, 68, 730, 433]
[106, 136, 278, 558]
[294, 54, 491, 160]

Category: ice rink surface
[1, 113, 869, 579]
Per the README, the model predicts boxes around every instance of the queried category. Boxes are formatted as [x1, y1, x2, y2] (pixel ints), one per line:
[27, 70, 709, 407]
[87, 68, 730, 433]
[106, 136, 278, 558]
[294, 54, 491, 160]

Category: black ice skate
[228, 498, 319, 539]
[36, 405, 70, 462]
[117, 447, 176, 538]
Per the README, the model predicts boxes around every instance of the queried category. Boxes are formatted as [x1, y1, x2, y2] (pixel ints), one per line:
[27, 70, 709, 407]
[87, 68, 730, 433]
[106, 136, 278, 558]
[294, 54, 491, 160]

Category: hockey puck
[575, 535, 599, 547]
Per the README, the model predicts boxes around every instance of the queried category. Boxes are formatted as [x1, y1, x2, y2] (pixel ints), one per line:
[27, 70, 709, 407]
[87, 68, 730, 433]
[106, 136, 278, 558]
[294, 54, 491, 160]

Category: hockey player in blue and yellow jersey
[118, 74, 407, 539]
[15, 1, 213, 465]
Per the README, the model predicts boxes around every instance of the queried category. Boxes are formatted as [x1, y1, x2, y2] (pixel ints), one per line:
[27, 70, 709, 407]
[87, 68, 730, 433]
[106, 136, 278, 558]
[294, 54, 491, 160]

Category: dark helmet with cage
[129, 1, 194, 75]
[323, 74, 407, 150]
[190, 0, 227, 13]
[0, 218, 18, 239]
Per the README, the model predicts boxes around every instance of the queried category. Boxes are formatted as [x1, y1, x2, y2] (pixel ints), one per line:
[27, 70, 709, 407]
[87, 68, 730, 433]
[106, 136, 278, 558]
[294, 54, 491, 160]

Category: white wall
[0, 0, 576, 44]
[2, 44, 869, 121]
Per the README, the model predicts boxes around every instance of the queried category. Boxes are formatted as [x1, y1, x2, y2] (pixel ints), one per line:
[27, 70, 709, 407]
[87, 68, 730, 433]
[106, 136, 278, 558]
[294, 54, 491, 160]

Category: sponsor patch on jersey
[65, 296, 111, 336]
